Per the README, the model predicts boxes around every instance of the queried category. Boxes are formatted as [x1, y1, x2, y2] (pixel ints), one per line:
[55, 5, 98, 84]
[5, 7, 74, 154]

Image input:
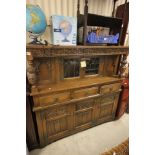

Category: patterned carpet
[101, 138, 129, 155]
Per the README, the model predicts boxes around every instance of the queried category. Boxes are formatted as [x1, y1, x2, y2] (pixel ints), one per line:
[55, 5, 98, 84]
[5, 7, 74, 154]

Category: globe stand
[28, 37, 48, 45]
[62, 37, 69, 42]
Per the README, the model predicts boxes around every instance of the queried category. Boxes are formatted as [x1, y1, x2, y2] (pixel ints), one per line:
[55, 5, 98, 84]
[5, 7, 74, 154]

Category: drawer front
[39, 92, 70, 106]
[73, 87, 98, 99]
[100, 83, 121, 94]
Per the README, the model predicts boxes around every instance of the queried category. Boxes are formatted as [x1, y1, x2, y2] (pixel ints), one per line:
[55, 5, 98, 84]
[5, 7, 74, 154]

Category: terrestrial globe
[26, 4, 47, 44]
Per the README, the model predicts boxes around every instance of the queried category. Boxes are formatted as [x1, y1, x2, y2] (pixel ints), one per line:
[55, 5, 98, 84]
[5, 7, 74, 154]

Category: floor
[30, 113, 129, 155]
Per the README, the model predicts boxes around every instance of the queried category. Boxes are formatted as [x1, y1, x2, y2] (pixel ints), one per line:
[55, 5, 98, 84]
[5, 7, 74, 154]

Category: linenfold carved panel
[75, 110, 92, 127]
[100, 103, 113, 118]
[46, 117, 68, 136]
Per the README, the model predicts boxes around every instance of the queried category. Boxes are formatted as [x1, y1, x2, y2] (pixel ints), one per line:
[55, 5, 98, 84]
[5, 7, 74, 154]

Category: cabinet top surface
[31, 76, 122, 96]
[26, 44, 129, 49]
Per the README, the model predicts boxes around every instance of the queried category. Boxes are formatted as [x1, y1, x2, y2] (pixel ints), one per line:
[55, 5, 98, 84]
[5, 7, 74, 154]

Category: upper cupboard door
[34, 58, 53, 84]
[103, 55, 120, 76]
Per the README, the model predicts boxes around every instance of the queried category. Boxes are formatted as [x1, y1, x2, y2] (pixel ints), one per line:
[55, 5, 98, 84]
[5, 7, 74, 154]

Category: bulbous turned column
[119, 54, 128, 78]
[26, 52, 37, 86]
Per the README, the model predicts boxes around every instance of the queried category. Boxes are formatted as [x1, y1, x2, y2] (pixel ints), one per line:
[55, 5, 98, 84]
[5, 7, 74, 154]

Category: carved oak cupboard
[26, 45, 129, 147]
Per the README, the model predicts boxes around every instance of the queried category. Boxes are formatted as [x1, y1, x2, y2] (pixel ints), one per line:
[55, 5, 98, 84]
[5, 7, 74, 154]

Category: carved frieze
[27, 46, 129, 58]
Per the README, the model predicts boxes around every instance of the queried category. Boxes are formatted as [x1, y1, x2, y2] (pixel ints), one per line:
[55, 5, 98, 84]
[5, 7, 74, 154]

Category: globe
[59, 20, 72, 42]
[26, 4, 47, 44]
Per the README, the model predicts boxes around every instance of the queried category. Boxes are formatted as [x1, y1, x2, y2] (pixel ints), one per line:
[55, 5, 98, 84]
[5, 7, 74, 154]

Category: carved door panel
[34, 58, 52, 84]
[74, 99, 94, 129]
[98, 95, 115, 120]
[42, 104, 71, 142]
[104, 56, 117, 76]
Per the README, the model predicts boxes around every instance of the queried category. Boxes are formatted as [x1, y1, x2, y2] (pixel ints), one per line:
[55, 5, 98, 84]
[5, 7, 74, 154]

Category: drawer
[39, 92, 70, 106]
[73, 87, 98, 99]
[100, 83, 121, 94]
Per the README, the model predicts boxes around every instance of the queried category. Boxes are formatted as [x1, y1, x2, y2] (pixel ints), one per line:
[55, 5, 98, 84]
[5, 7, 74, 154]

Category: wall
[26, 0, 129, 45]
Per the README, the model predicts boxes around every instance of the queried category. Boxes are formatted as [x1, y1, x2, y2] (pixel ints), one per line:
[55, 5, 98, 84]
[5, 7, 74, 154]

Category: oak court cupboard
[26, 45, 129, 147]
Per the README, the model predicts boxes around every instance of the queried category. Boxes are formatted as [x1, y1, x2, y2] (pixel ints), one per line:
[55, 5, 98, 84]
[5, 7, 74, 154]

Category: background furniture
[77, 0, 128, 45]
[26, 45, 129, 147]
[115, 1, 129, 45]
[115, 78, 129, 119]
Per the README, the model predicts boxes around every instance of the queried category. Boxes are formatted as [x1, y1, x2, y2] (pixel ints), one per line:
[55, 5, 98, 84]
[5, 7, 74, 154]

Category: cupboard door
[46, 115, 69, 137]
[99, 95, 114, 119]
[74, 99, 94, 129]
[95, 93, 121, 121]
[42, 105, 71, 142]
